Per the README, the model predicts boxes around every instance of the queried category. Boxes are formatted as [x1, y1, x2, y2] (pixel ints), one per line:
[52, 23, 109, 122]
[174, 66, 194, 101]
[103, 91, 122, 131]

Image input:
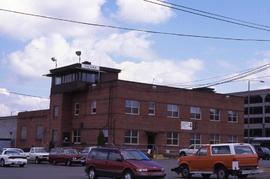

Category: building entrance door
[147, 132, 156, 150]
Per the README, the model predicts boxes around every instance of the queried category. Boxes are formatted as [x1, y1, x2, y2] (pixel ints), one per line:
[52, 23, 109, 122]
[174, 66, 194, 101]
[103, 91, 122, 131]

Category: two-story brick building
[16, 61, 244, 153]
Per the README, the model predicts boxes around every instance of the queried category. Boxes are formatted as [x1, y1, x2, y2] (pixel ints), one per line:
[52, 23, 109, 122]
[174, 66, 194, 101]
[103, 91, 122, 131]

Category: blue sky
[0, 0, 270, 116]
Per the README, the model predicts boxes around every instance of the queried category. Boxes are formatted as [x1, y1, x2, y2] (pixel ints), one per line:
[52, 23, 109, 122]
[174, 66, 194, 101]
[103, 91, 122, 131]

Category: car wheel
[216, 166, 228, 179]
[122, 170, 134, 179]
[19, 164, 25, 168]
[181, 165, 191, 178]
[87, 167, 97, 179]
[0, 159, 5, 167]
[202, 174, 211, 178]
[179, 152, 186, 157]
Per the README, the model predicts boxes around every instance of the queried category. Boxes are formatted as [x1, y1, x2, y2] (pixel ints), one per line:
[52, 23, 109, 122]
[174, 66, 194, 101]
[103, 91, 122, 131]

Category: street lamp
[51, 57, 57, 68]
[247, 79, 264, 143]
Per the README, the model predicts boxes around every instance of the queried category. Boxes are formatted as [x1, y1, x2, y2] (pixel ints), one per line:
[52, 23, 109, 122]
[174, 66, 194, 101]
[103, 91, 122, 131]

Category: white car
[28, 147, 49, 164]
[0, 148, 27, 167]
[179, 144, 202, 156]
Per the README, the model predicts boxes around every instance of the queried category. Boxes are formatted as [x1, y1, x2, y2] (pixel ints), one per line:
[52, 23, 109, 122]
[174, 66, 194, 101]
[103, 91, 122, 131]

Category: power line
[1, 8, 270, 42]
[153, 0, 270, 30]
[142, 0, 270, 32]
[0, 89, 49, 99]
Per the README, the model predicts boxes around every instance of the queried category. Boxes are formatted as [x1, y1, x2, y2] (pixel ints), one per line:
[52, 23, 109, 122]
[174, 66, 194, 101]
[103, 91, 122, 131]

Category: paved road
[0, 159, 269, 179]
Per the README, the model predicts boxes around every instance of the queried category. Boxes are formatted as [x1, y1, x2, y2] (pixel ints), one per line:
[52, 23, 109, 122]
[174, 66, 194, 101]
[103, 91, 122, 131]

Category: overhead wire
[142, 0, 270, 32]
[0, 8, 270, 42]
[0, 89, 49, 99]
[152, 0, 270, 30]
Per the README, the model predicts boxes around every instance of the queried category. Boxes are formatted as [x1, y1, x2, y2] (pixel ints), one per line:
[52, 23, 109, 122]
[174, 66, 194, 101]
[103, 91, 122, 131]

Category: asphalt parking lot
[0, 159, 270, 179]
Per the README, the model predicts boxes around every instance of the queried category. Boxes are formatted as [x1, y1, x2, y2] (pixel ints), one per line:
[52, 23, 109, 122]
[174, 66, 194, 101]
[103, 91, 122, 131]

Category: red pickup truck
[172, 143, 263, 179]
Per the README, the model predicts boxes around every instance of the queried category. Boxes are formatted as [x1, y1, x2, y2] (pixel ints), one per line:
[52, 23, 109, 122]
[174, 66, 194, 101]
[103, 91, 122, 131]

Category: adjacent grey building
[0, 116, 17, 148]
[233, 89, 270, 144]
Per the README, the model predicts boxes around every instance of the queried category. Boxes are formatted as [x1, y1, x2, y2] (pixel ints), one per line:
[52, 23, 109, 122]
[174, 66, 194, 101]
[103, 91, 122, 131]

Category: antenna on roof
[75, 51, 81, 63]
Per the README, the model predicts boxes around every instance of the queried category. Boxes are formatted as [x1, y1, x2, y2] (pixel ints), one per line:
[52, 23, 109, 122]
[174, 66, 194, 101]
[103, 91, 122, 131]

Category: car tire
[87, 167, 97, 179]
[216, 166, 228, 179]
[0, 159, 5, 167]
[202, 174, 211, 178]
[180, 165, 191, 178]
[122, 170, 134, 179]
[19, 164, 25, 168]
[179, 152, 186, 157]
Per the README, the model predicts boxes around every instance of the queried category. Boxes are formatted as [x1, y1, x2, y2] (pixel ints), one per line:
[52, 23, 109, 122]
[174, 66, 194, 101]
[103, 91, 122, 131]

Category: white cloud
[119, 58, 203, 85]
[0, 0, 106, 39]
[115, 0, 173, 24]
[0, 88, 50, 116]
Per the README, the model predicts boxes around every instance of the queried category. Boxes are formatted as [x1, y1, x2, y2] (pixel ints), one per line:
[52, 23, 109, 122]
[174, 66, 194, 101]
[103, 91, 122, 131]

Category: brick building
[17, 61, 244, 153]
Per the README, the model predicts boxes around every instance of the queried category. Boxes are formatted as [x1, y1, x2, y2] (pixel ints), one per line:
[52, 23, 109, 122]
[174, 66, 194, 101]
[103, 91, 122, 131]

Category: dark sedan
[49, 148, 82, 166]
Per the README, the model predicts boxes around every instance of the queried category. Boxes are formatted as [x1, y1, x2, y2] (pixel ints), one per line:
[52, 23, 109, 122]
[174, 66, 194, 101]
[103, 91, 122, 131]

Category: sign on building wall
[181, 121, 193, 130]
[82, 64, 100, 71]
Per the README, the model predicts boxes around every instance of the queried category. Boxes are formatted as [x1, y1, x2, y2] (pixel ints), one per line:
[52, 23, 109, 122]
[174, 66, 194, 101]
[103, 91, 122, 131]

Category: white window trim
[124, 130, 139, 144]
[166, 132, 179, 146]
[167, 104, 179, 118]
[74, 103, 80, 116]
[190, 106, 201, 120]
[210, 108, 220, 121]
[91, 101, 97, 114]
[148, 102, 156, 116]
[228, 111, 238, 123]
[125, 100, 140, 115]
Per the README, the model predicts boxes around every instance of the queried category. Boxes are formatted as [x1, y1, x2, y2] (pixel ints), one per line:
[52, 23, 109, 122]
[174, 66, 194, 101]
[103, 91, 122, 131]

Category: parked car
[80, 146, 96, 165]
[85, 147, 166, 179]
[49, 148, 82, 166]
[28, 147, 49, 164]
[179, 144, 202, 157]
[255, 146, 270, 160]
[172, 143, 262, 179]
[0, 148, 27, 167]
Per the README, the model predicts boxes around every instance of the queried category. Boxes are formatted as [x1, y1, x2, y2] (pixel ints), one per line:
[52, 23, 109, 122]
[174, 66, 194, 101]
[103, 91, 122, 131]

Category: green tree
[97, 130, 105, 146]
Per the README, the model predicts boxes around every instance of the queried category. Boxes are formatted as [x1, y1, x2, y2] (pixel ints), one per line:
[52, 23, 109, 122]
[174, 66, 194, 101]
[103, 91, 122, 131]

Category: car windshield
[262, 147, 270, 153]
[121, 150, 150, 161]
[35, 148, 47, 153]
[5, 150, 21, 155]
[64, 149, 78, 154]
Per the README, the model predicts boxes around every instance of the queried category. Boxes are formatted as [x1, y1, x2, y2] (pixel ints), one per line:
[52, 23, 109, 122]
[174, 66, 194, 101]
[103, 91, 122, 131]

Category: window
[197, 146, 208, 156]
[234, 146, 254, 155]
[73, 129, 81, 144]
[36, 126, 44, 140]
[74, 103, 80, 116]
[210, 108, 220, 121]
[124, 130, 138, 144]
[108, 151, 122, 161]
[21, 126, 27, 140]
[91, 101, 96, 114]
[190, 134, 201, 145]
[190, 107, 201, 120]
[166, 132, 178, 145]
[53, 105, 59, 118]
[103, 129, 108, 143]
[212, 146, 231, 155]
[228, 111, 238, 122]
[95, 150, 108, 160]
[55, 77, 61, 85]
[125, 100, 140, 115]
[209, 134, 220, 144]
[167, 104, 179, 118]
[148, 102, 155, 116]
[52, 129, 58, 143]
[228, 135, 238, 143]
